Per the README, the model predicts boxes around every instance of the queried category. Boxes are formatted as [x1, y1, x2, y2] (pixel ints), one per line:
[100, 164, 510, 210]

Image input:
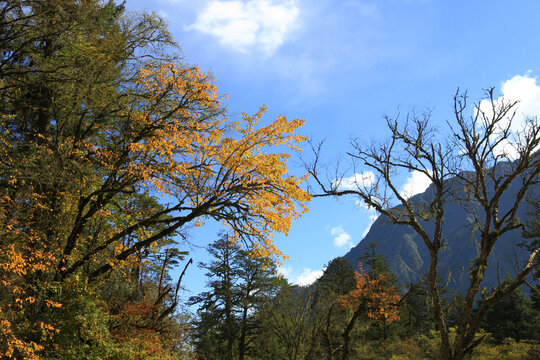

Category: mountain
[342, 171, 538, 294]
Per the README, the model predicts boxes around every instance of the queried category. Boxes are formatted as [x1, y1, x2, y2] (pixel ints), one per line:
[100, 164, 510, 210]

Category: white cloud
[399, 170, 431, 199]
[477, 73, 540, 158]
[278, 265, 293, 278]
[333, 171, 375, 191]
[330, 225, 354, 248]
[190, 0, 300, 54]
[278, 266, 323, 286]
[296, 268, 324, 286]
[498, 74, 540, 123]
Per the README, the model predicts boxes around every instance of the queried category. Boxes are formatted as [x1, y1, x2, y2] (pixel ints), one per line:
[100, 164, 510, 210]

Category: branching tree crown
[0, 1, 309, 357]
[307, 88, 539, 360]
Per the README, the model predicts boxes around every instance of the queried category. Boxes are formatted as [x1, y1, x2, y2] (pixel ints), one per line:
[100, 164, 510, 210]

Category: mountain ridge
[342, 169, 538, 293]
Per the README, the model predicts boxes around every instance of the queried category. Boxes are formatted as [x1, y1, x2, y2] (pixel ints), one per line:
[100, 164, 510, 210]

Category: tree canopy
[0, 1, 309, 357]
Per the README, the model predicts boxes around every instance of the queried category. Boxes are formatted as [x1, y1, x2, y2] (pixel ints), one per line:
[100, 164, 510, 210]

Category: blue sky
[125, 0, 540, 299]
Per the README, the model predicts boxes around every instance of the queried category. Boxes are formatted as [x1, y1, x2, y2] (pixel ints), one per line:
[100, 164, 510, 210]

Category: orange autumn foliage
[127, 62, 310, 257]
[1, 57, 308, 360]
[1, 4, 309, 357]
[339, 263, 401, 323]
[0, 243, 57, 359]
[47, 61, 310, 278]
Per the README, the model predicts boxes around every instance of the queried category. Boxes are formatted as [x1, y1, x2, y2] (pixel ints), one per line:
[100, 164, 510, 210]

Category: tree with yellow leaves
[0, 1, 309, 357]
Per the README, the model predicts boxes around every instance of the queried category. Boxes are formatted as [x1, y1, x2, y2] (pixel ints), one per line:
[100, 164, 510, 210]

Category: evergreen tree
[190, 233, 281, 360]
[235, 245, 281, 360]
[482, 278, 536, 343]
[400, 282, 435, 335]
[310, 258, 356, 360]
[0, 1, 309, 357]
[190, 234, 239, 360]
[359, 241, 398, 286]
[252, 281, 312, 360]
[523, 198, 540, 341]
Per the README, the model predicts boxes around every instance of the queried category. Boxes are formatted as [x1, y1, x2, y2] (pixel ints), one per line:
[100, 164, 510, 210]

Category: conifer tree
[190, 234, 282, 360]
[0, 1, 309, 357]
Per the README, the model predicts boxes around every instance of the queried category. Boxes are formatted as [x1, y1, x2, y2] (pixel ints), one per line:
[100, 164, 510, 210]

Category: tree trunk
[427, 249, 452, 360]
[324, 303, 336, 360]
[238, 304, 248, 360]
[341, 305, 362, 360]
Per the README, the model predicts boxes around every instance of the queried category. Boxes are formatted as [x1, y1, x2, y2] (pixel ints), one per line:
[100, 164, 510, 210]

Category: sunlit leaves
[339, 263, 400, 323]
[0, 1, 309, 357]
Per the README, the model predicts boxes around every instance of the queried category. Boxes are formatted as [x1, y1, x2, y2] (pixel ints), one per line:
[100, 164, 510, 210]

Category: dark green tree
[190, 234, 238, 360]
[235, 245, 281, 360]
[482, 277, 536, 343]
[399, 282, 434, 335]
[0, 1, 308, 357]
[190, 233, 282, 360]
[252, 281, 313, 360]
[524, 198, 540, 341]
[359, 241, 398, 285]
[309, 258, 356, 360]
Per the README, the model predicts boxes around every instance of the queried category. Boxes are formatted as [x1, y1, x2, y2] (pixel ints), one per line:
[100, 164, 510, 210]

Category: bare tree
[306, 89, 540, 360]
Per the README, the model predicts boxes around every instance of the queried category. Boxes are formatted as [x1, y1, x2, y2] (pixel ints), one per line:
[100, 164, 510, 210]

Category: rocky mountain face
[342, 171, 538, 294]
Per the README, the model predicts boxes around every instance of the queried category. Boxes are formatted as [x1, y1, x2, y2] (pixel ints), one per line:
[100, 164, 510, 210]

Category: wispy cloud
[399, 170, 431, 199]
[333, 171, 375, 191]
[190, 0, 300, 54]
[330, 225, 354, 248]
[296, 268, 324, 286]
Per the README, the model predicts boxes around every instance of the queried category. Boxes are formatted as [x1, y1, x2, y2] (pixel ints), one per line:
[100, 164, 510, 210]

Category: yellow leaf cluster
[0, 315, 43, 360]
[102, 63, 310, 261]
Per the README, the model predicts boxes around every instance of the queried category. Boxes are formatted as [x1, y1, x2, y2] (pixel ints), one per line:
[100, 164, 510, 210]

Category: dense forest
[0, 0, 308, 358]
[189, 238, 540, 360]
[0, 1, 539, 359]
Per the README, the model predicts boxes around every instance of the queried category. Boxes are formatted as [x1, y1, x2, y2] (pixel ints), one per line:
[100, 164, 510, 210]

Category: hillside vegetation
[0, 1, 539, 359]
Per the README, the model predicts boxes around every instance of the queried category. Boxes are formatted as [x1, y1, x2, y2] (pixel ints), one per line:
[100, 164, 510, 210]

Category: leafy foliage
[190, 234, 283, 360]
[0, 1, 309, 357]
[482, 278, 537, 343]
[339, 263, 400, 323]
